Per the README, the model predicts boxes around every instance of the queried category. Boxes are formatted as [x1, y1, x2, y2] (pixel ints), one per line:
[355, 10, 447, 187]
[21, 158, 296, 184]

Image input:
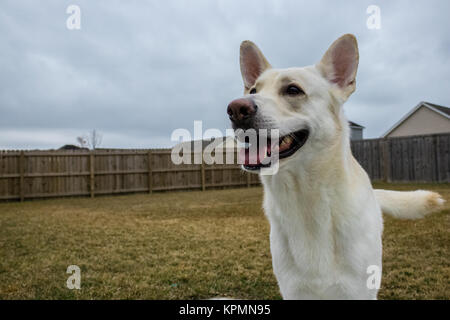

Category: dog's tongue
[240, 144, 270, 166]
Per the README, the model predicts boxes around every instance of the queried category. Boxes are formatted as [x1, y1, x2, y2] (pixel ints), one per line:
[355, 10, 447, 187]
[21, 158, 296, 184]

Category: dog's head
[227, 34, 359, 173]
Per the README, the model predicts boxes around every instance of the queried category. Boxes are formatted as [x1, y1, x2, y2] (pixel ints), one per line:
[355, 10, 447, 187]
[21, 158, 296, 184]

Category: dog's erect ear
[317, 34, 359, 99]
[240, 41, 271, 91]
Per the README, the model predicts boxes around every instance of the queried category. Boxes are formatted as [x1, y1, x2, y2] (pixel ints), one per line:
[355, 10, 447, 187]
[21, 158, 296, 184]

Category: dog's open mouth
[241, 129, 309, 171]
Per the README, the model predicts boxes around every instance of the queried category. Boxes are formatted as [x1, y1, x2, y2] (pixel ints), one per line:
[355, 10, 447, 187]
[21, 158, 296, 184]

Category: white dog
[226, 34, 444, 299]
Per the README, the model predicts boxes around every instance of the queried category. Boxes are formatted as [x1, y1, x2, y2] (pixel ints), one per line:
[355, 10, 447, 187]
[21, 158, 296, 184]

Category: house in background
[382, 101, 450, 138]
[349, 121, 364, 140]
[58, 144, 89, 150]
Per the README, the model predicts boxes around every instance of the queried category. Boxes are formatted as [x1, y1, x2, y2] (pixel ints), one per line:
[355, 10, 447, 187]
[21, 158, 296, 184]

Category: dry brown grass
[0, 182, 448, 299]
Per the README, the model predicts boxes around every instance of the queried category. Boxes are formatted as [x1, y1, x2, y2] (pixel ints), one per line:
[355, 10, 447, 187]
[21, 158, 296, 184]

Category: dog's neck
[262, 143, 352, 196]
[260, 115, 358, 222]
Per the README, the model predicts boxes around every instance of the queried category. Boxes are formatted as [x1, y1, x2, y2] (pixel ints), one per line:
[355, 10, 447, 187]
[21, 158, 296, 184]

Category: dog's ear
[317, 34, 359, 99]
[240, 41, 271, 91]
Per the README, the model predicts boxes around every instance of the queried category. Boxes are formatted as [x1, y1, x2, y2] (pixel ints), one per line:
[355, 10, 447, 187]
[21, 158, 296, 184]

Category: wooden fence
[351, 133, 449, 183]
[0, 133, 448, 201]
[0, 149, 259, 201]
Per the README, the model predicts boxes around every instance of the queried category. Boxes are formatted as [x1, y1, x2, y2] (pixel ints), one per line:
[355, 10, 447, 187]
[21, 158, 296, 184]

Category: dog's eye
[286, 85, 304, 96]
[249, 88, 257, 94]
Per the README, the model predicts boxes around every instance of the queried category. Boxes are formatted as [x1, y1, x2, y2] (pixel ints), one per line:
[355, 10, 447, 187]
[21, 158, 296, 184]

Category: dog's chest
[265, 189, 339, 273]
[262, 180, 379, 299]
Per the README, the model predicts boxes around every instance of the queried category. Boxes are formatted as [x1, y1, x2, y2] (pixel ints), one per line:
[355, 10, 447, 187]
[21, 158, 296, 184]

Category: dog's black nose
[227, 98, 257, 128]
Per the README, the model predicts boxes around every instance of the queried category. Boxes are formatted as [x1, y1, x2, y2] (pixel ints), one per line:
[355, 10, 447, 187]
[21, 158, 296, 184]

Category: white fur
[374, 189, 445, 220]
[260, 125, 383, 299]
[234, 35, 444, 299]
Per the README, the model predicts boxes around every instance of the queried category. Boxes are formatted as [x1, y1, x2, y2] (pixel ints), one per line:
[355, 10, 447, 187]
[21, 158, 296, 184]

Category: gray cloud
[0, 0, 449, 149]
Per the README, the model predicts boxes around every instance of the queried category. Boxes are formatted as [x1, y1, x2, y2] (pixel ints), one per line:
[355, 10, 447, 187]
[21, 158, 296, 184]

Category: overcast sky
[1, 0, 449, 149]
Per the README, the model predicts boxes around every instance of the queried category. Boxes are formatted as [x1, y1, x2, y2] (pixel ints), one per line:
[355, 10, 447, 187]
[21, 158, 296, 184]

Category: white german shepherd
[226, 34, 444, 299]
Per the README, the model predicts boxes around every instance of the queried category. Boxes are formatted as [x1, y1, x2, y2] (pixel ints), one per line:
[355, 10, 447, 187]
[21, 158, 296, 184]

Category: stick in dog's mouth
[241, 129, 309, 171]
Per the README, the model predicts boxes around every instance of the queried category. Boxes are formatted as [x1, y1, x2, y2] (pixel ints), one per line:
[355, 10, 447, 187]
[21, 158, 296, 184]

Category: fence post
[19, 151, 25, 202]
[148, 150, 153, 193]
[201, 154, 206, 191]
[382, 138, 391, 183]
[90, 151, 95, 198]
[247, 171, 251, 187]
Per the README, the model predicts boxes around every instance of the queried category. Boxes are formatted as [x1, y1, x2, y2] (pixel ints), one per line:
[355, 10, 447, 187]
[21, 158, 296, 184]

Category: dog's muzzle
[227, 97, 309, 171]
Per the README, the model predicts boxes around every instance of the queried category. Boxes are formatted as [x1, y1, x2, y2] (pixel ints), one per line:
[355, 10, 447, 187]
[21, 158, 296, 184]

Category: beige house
[382, 101, 450, 138]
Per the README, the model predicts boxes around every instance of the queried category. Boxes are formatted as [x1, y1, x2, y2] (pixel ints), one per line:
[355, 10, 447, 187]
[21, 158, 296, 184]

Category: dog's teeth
[282, 136, 293, 145]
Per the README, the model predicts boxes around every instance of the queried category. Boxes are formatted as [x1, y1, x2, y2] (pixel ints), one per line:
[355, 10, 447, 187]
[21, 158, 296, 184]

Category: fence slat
[382, 139, 391, 182]
[19, 151, 25, 202]
[90, 152, 95, 198]
[201, 157, 206, 191]
[148, 150, 153, 194]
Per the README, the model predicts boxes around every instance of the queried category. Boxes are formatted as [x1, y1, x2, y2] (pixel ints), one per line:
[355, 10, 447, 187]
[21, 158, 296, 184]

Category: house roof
[59, 144, 88, 150]
[349, 121, 365, 129]
[425, 102, 450, 117]
[381, 101, 450, 138]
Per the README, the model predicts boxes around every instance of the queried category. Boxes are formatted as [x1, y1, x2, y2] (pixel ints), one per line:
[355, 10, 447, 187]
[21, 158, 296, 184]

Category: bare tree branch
[77, 130, 102, 150]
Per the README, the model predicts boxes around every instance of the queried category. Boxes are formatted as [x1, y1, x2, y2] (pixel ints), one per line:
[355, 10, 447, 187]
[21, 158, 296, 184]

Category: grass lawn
[0, 182, 448, 300]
